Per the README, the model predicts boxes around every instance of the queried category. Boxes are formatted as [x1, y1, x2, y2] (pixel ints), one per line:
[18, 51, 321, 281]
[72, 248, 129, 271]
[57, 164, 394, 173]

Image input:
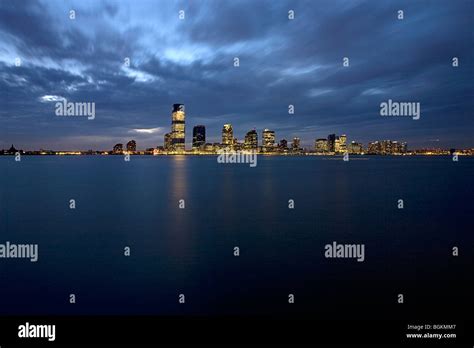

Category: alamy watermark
[55, 98, 95, 120]
[0, 241, 38, 262]
[324, 241, 365, 262]
[18, 322, 55, 341]
[380, 99, 420, 120]
[217, 149, 257, 167]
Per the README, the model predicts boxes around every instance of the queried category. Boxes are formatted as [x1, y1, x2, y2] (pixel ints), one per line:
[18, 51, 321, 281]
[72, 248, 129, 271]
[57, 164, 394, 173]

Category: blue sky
[0, 0, 473, 150]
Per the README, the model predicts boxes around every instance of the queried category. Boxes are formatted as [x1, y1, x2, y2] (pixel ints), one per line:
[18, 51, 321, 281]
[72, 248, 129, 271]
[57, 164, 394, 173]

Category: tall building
[367, 141, 381, 154]
[192, 125, 206, 149]
[113, 143, 123, 154]
[171, 104, 185, 151]
[370, 140, 408, 154]
[327, 134, 336, 152]
[164, 133, 172, 150]
[315, 138, 328, 153]
[244, 130, 258, 150]
[126, 140, 136, 152]
[278, 139, 288, 150]
[262, 129, 275, 152]
[327, 134, 346, 153]
[334, 137, 341, 153]
[401, 142, 408, 153]
[292, 137, 301, 151]
[222, 124, 233, 148]
[389, 141, 407, 154]
[348, 141, 363, 154]
[339, 134, 347, 153]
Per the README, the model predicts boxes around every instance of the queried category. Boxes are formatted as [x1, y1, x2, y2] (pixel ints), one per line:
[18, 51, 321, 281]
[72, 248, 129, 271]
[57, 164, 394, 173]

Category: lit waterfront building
[192, 125, 206, 149]
[153, 147, 164, 155]
[335, 137, 341, 152]
[315, 138, 328, 153]
[222, 124, 234, 148]
[367, 140, 407, 155]
[401, 142, 408, 153]
[292, 137, 301, 151]
[339, 134, 347, 153]
[164, 133, 172, 150]
[380, 140, 391, 154]
[203, 143, 215, 153]
[380, 140, 395, 154]
[262, 129, 275, 152]
[244, 130, 258, 150]
[334, 135, 346, 154]
[326, 134, 346, 154]
[171, 104, 185, 151]
[278, 139, 288, 152]
[213, 142, 223, 150]
[113, 143, 123, 154]
[327, 134, 336, 152]
[367, 141, 381, 154]
[126, 140, 136, 152]
[279, 139, 288, 148]
[387, 140, 407, 154]
[233, 142, 244, 151]
[390, 141, 408, 154]
[348, 141, 363, 154]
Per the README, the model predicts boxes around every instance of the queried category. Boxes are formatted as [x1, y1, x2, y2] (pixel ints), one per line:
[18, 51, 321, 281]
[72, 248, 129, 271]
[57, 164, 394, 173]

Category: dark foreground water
[0, 156, 473, 318]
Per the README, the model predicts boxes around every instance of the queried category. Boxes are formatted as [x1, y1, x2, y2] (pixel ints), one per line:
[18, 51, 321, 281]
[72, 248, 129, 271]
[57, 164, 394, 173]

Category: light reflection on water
[0, 156, 472, 316]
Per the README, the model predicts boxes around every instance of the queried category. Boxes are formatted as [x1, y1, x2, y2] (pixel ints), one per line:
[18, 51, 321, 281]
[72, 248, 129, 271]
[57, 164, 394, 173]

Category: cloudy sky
[0, 0, 472, 150]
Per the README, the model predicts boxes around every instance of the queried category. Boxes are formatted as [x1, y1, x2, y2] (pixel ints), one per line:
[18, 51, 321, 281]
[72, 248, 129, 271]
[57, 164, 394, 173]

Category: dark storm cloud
[0, 0, 472, 150]
[182, 0, 284, 45]
[0, 0, 60, 51]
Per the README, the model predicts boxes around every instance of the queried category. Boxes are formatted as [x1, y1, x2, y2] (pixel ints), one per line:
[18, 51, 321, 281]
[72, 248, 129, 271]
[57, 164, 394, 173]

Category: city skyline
[4, 102, 474, 154]
[3, 101, 472, 155]
[1, 1, 473, 150]
[0, 102, 410, 154]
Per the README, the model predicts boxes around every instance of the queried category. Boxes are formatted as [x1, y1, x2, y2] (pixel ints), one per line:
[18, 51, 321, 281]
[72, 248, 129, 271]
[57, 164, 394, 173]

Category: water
[0, 156, 473, 318]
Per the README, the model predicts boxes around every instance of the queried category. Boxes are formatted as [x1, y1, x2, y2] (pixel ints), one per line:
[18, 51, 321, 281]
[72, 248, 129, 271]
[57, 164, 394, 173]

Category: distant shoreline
[1, 152, 473, 157]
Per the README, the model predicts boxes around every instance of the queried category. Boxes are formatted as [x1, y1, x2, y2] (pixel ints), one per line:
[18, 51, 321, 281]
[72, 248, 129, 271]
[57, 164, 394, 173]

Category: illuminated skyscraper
[327, 134, 336, 152]
[192, 125, 206, 149]
[339, 134, 347, 153]
[171, 104, 185, 151]
[244, 130, 258, 150]
[222, 124, 233, 148]
[262, 129, 275, 152]
[367, 141, 381, 154]
[315, 138, 328, 153]
[292, 137, 301, 151]
[126, 140, 136, 152]
[335, 137, 341, 153]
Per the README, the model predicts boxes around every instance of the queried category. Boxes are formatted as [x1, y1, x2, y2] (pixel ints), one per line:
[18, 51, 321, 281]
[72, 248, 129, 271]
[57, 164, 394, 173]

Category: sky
[0, 0, 473, 150]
